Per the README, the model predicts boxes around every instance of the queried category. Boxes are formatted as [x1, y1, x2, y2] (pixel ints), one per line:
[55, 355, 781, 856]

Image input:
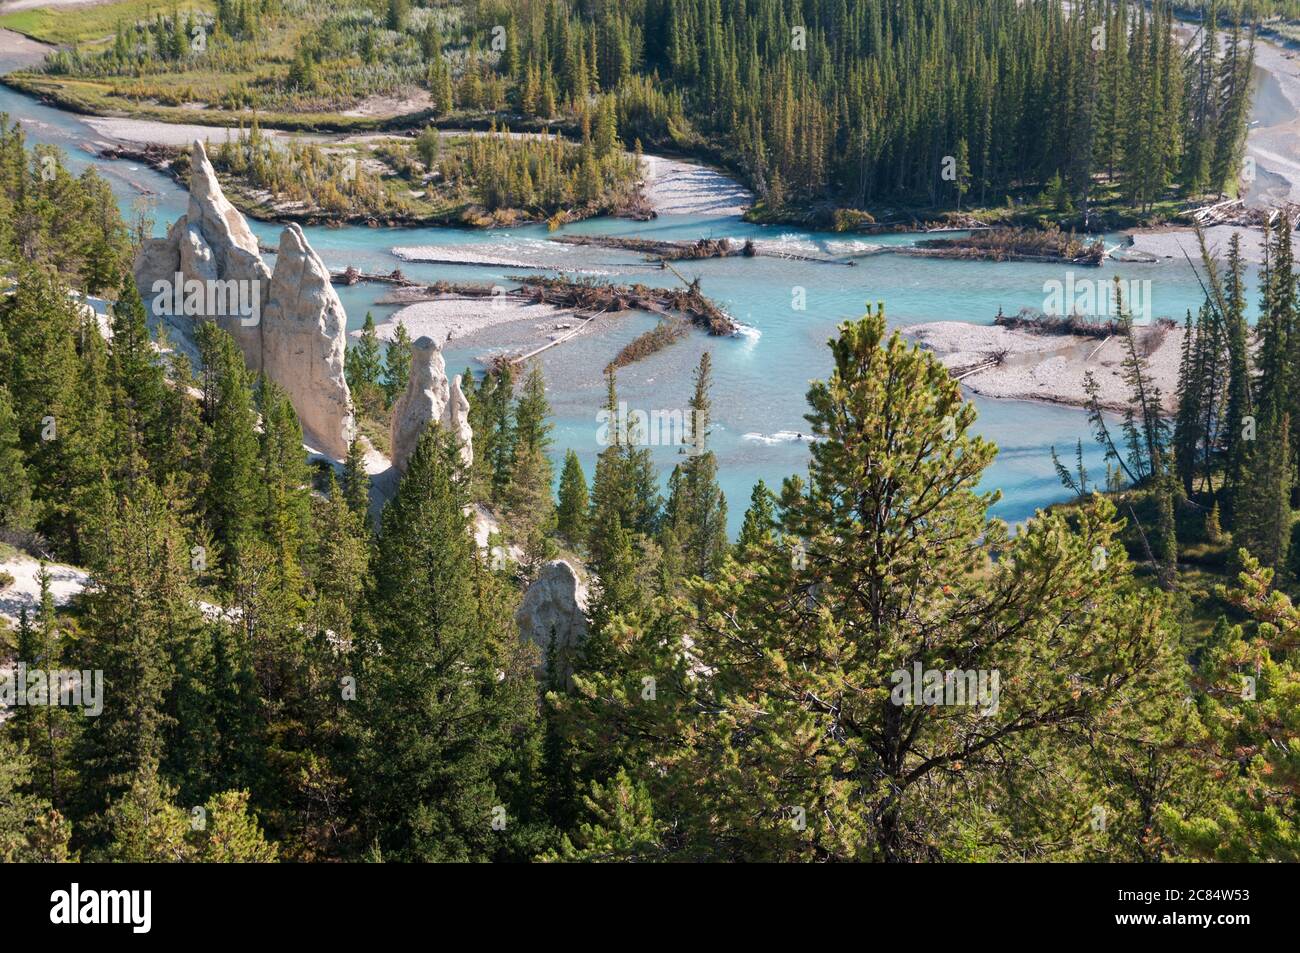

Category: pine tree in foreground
[1162, 554, 1300, 862]
[558, 307, 1186, 861]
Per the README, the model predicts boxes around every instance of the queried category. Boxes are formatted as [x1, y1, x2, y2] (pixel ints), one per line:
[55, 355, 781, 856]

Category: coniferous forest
[0, 0, 1294, 895]
[5, 0, 1256, 227]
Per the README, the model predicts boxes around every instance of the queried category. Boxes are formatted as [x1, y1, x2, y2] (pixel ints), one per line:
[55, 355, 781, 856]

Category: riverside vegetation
[0, 0, 1256, 231]
[2, 124, 1299, 862]
[148, 119, 646, 226]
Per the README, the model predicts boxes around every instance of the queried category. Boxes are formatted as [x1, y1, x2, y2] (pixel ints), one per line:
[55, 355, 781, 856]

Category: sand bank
[361, 297, 576, 348]
[0, 26, 51, 65]
[1124, 223, 1266, 263]
[901, 320, 1182, 413]
[82, 116, 311, 148]
[390, 238, 652, 276]
[1243, 36, 1300, 207]
[639, 154, 752, 217]
[1121, 31, 1300, 261]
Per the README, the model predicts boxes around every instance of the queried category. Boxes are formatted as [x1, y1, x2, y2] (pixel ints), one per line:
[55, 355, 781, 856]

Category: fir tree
[556, 449, 590, 548]
[382, 321, 412, 406]
[352, 426, 536, 861]
[662, 352, 727, 580]
[341, 436, 372, 530]
[736, 479, 777, 551]
[0, 382, 34, 532]
[1222, 233, 1253, 521]
[1235, 410, 1292, 576]
[196, 322, 260, 571]
[107, 272, 167, 485]
[346, 312, 383, 405]
[505, 363, 557, 573]
[0, 734, 70, 862]
[75, 477, 203, 829]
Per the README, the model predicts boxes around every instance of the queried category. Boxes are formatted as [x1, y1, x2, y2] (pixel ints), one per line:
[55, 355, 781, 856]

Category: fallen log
[510, 310, 605, 365]
[953, 359, 1000, 381]
[330, 266, 419, 286]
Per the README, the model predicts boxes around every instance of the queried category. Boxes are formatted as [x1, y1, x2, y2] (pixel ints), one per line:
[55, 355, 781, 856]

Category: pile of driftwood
[1191, 200, 1300, 229]
[513, 275, 737, 334]
[551, 235, 753, 260]
[95, 141, 181, 177]
[908, 227, 1105, 265]
[549, 234, 855, 265]
[994, 309, 1178, 340]
[347, 273, 738, 335]
[994, 309, 1119, 339]
[332, 266, 416, 286]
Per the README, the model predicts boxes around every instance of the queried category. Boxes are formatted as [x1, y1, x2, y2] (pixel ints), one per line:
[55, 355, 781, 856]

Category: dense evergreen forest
[6, 0, 1257, 226]
[2, 115, 1299, 861]
[562, 0, 1255, 218]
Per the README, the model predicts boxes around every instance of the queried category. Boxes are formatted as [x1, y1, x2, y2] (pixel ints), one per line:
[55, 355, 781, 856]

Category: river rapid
[0, 37, 1266, 534]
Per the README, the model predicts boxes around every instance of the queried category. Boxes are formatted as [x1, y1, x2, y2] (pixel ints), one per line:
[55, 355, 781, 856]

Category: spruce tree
[382, 321, 413, 406]
[0, 382, 34, 532]
[1256, 216, 1294, 423]
[352, 426, 536, 861]
[346, 312, 383, 403]
[3, 267, 84, 551]
[505, 362, 557, 572]
[107, 272, 167, 484]
[9, 568, 78, 812]
[196, 322, 260, 571]
[736, 479, 777, 551]
[75, 476, 203, 828]
[0, 734, 68, 862]
[1222, 233, 1253, 521]
[1235, 410, 1292, 576]
[663, 353, 727, 580]
[1155, 453, 1179, 590]
[556, 449, 590, 548]
[341, 435, 372, 530]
